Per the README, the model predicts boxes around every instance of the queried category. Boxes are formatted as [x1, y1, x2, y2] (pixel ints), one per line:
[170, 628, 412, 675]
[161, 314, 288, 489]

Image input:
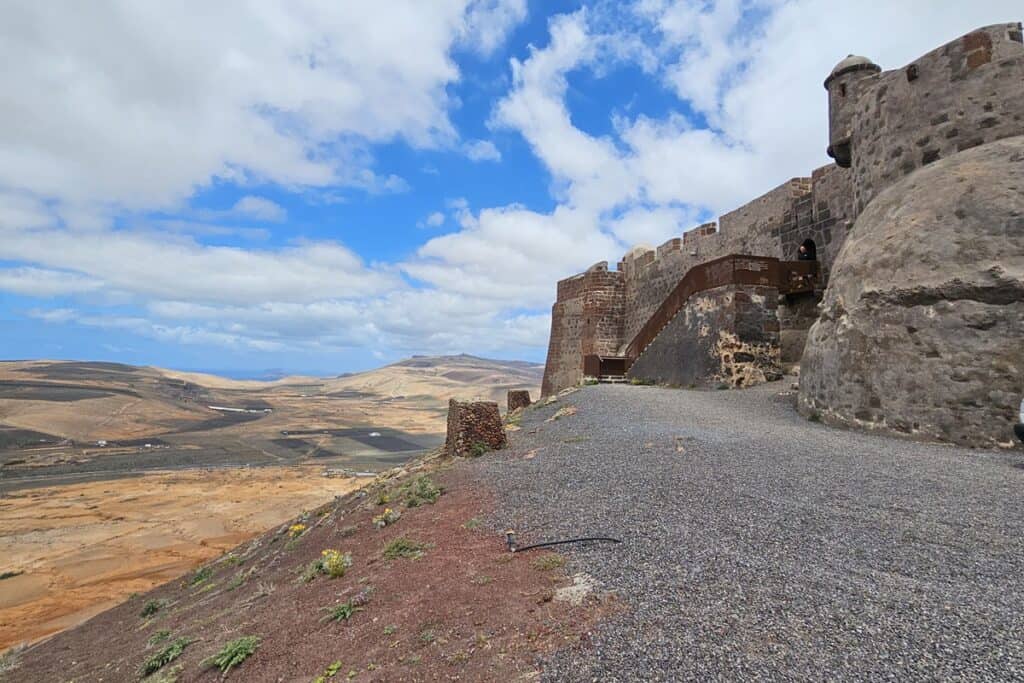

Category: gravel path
[481, 382, 1024, 681]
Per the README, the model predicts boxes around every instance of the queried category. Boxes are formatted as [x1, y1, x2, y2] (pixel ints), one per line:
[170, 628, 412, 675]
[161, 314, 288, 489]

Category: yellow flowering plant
[320, 549, 352, 578]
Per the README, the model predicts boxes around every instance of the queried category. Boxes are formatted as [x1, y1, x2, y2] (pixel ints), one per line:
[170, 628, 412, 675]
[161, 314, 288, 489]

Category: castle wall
[540, 21, 1019, 419]
[542, 169, 852, 395]
[541, 275, 586, 396]
[541, 264, 624, 396]
[847, 23, 1024, 213]
[626, 283, 781, 388]
[619, 177, 824, 348]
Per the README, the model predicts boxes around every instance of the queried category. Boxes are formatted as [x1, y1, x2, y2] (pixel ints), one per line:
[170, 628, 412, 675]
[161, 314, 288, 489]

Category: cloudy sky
[1, 1, 1018, 376]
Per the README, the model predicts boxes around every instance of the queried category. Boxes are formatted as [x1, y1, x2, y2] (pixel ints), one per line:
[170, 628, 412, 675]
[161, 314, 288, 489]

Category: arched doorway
[798, 238, 817, 261]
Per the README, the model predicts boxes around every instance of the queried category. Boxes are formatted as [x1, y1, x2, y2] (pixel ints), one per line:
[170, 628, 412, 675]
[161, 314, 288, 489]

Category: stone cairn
[445, 399, 507, 457]
[507, 389, 532, 413]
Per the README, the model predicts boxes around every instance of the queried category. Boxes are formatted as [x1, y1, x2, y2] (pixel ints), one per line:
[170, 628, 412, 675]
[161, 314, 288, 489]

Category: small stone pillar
[507, 390, 531, 413]
[445, 399, 507, 457]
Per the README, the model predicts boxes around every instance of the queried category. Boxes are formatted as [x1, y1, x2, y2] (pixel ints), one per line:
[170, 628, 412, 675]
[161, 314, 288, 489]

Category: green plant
[219, 553, 243, 567]
[300, 550, 353, 582]
[140, 599, 167, 618]
[383, 624, 397, 636]
[313, 660, 344, 682]
[141, 637, 192, 677]
[629, 377, 655, 386]
[462, 517, 481, 530]
[382, 537, 428, 560]
[582, 378, 599, 386]
[808, 411, 821, 423]
[372, 507, 401, 528]
[531, 554, 566, 571]
[374, 490, 390, 505]
[321, 549, 353, 578]
[469, 441, 489, 457]
[716, 382, 730, 390]
[226, 571, 247, 591]
[148, 629, 172, 647]
[205, 635, 260, 676]
[321, 599, 363, 623]
[186, 566, 213, 587]
[419, 628, 436, 644]
[300, 559, 323, 583]
[399, 475, 443, 508]
[143, 664, 183, 683]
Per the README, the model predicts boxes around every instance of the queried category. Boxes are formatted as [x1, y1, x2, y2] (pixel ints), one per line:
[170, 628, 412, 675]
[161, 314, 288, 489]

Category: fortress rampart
[542, 22, 1024, 400]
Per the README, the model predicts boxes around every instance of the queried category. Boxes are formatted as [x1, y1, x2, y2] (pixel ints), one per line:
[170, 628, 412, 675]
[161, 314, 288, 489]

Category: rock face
[799, 137, 1024, 447]
[445, 399, 507, 457]
[507, 390, 531, 412]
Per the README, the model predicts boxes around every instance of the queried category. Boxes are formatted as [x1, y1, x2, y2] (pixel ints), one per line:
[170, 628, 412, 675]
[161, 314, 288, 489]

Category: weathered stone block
[507, 390, 531, 413]
[445, 399, 507, 457]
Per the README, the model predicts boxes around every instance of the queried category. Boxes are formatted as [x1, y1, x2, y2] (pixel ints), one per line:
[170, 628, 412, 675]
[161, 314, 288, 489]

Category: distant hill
[327, 354, 543, 405]
[0, 356, 543, 443]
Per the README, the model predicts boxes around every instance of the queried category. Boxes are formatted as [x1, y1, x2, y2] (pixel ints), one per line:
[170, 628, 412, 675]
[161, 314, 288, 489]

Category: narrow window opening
[798, 239, 817, 261]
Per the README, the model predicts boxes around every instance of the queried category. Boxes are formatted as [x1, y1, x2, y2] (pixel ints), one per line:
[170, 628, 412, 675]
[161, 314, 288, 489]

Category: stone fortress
[541, 23, 1024, 448]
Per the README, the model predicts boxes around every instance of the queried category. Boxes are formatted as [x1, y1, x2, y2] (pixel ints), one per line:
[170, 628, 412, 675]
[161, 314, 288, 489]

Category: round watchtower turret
[824, 54, 880, 168]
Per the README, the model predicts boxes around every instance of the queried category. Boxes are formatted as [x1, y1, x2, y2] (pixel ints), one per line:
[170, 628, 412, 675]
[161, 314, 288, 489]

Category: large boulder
[799, 136, 1024, 448]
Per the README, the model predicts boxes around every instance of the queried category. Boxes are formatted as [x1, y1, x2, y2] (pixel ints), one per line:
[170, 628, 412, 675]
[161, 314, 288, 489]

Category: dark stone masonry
[627, 284, 781, 388]
[445, 399, 507, 457]
[506, 390, 531, 413]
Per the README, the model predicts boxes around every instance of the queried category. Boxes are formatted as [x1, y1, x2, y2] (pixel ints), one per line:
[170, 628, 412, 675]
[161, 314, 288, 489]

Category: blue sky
[0, 1, 1018, 377]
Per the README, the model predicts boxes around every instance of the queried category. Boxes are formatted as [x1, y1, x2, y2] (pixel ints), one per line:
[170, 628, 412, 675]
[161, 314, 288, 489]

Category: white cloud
[229, 196, 287, 222]
[422, 211, 446, 228]
[0, 1, 524, 213]
[463, 139, 503, 162]
[1, 225, 398, 306]
[460, 0, 529, 56]
[0, 267, 105, 297]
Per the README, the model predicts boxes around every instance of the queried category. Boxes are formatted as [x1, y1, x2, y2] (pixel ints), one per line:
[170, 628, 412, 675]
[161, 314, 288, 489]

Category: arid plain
[0, 356, 541, 650]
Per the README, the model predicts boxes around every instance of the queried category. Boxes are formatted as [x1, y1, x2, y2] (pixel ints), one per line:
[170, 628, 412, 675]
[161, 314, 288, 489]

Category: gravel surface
[481, 382, 1024, 681]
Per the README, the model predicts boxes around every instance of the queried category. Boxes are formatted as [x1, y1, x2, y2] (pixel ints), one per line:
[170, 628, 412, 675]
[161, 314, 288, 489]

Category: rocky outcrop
[799, 136, 1024, 447]
[445, 399, 507, 457]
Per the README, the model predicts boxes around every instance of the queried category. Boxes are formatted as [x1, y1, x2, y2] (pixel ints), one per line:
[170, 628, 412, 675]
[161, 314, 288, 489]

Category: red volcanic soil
[7, 460, 613, 682]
